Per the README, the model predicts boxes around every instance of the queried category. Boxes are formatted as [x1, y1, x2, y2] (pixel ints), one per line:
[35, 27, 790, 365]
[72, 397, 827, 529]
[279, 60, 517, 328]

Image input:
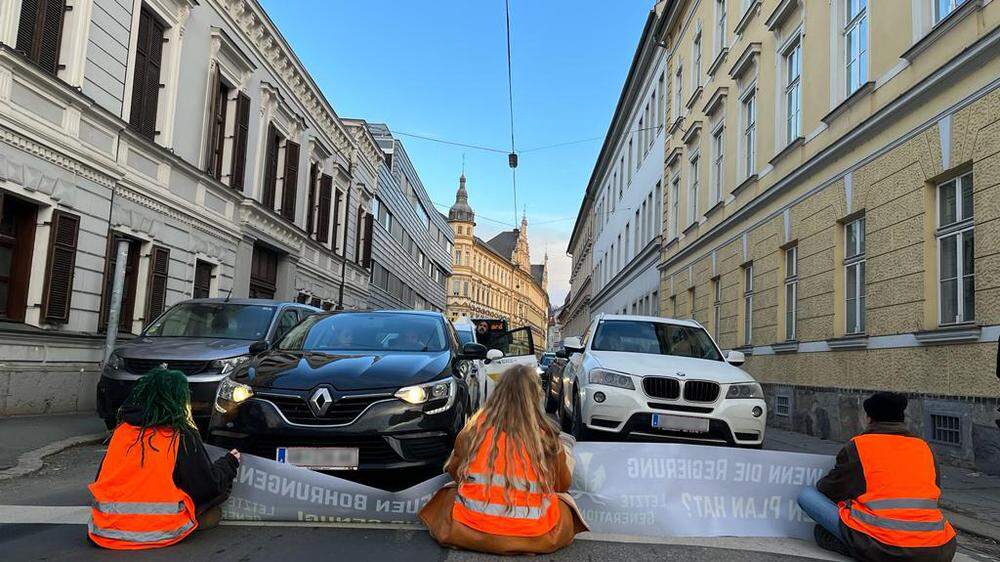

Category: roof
[531, 264, 545, 286]
[485, 230, 519, 259]
[595, 312, 702, 329]
[182, 298, 312, 309]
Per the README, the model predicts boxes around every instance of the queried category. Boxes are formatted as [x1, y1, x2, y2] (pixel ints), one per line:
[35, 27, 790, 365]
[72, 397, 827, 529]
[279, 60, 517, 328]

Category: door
[0, 193, 37, 322]
[249, 244, 279, 298]
[480, 326, 536, 401]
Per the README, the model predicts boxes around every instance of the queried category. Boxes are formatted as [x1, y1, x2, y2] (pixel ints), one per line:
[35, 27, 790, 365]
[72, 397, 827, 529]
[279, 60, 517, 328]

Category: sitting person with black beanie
[797, 392, 957, 562]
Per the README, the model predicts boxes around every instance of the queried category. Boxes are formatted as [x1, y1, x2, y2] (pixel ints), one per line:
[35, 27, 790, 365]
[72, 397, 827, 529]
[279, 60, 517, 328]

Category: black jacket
[817, 422, 957, 562]
[100, 406, 240, 514]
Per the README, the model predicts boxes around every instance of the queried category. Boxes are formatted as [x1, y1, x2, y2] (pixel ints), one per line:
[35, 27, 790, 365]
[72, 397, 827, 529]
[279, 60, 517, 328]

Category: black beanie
[863, 392, 907, 423]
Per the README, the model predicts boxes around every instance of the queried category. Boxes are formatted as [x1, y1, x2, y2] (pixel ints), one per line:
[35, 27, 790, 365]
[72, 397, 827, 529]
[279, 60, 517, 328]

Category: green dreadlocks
[121, 367, 196, 463]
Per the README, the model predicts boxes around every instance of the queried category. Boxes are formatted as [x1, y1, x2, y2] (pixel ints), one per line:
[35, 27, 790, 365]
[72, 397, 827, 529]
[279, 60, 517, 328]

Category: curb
[0, 432, 107, 481]
[942, 508, 1000, 543]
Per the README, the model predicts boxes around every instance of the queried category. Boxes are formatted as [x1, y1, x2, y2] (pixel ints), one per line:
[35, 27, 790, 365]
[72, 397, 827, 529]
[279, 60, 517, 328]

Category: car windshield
[591, 320, 723, 361]
[279, 312, 448, 353]
[455, 328, 475, 346]
[143, 303, 276, 340]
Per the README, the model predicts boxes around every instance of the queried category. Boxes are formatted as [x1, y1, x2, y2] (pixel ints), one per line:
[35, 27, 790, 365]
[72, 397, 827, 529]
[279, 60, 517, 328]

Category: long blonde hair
[455, 364, 561, 500]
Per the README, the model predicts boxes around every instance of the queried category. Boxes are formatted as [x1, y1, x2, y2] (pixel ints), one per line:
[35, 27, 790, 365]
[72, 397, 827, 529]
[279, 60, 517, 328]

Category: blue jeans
[797, 486, 845, 542]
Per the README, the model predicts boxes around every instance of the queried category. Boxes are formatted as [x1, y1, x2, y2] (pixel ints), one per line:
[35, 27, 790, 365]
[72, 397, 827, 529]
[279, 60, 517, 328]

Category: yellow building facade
[658, 0, 1000, 471]
[446, 175, 550, 350]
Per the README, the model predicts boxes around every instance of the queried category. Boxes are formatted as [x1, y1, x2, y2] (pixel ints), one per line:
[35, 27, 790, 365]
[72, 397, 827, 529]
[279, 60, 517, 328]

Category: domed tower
[448, 173, 475, 264]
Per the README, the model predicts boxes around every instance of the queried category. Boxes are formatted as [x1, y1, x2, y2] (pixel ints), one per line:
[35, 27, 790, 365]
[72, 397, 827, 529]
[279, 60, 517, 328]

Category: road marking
[0, 506, 89, 524]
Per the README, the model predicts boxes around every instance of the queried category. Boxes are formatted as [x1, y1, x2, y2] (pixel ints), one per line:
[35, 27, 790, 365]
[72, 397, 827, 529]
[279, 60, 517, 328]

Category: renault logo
[309, 387, 333, 416]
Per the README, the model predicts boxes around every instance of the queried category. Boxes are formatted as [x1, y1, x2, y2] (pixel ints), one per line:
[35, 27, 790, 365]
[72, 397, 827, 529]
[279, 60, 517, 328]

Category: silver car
[96, 298, 320, 430]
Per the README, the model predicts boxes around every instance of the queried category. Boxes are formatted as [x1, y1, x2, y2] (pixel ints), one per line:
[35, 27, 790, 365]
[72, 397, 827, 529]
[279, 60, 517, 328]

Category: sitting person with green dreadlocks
[88, 368, 241, 550]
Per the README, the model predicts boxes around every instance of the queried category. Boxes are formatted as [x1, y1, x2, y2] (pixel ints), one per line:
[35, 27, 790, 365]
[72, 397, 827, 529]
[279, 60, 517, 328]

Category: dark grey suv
[96, 298, 319, 430]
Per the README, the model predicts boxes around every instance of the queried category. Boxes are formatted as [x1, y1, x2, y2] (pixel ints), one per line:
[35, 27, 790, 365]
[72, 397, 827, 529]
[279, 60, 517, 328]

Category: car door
[481, 327, 536, 400]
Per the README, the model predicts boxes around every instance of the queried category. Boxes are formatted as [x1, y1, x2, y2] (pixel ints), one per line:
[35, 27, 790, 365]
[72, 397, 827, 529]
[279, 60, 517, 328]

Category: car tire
[544, 375, 557, 414]
[557, 384, 571, 433]
[571, 392, 594, 441]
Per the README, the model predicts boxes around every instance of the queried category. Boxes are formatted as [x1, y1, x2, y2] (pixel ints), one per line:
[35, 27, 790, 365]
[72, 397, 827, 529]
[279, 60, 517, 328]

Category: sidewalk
[764, 427, 1000, 541]
[0, 413, 106, 474]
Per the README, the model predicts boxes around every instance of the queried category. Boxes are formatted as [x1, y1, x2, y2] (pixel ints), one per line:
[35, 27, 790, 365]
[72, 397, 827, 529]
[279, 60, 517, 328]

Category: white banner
[212, 443, 834, 539]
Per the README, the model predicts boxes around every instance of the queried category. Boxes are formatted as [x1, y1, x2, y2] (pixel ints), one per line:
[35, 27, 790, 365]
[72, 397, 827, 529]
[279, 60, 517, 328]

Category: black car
[207, 310, 487, 472]
[543, 356, 568, 413]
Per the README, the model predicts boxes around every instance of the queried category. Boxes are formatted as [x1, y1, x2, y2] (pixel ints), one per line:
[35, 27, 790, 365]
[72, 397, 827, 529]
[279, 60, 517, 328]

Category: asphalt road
[0, 443, 995, 561]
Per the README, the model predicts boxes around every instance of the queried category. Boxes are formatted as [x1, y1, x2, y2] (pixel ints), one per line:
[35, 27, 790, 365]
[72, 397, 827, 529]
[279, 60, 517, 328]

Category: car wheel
[557, 384, 571, 432]
[544, 376, 557, 414]
[571, 392, 594, 441]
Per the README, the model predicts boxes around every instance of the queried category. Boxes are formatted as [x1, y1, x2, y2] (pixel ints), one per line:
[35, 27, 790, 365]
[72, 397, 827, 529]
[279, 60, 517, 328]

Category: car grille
[125, 358, 210, 376]
[398, 436, 451, 460]
[683, 380, 721, 402]
[262, 394, 390, 426]
[248, 435, 401, 466]
[643, 377, 680, 399]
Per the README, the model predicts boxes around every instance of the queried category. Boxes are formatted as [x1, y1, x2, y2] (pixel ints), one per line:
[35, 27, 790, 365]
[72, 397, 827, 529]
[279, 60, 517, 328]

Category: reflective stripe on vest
[467, 472, 541, 493]
[88, 520, 195, 543]
[93, 501, 185, 515]
[863, 499, 939, 511]
[458, 495, 552, 520]
[849, 508, 947, 532]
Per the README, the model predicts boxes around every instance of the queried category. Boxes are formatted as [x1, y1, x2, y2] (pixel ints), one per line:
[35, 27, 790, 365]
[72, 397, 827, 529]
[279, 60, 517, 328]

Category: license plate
[652, 414, 710, 433]
[276, 447, 359, 470]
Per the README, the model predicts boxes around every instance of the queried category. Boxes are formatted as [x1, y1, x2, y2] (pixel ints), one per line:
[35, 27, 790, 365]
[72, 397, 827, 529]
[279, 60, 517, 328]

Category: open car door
[481, 327, 536, 401]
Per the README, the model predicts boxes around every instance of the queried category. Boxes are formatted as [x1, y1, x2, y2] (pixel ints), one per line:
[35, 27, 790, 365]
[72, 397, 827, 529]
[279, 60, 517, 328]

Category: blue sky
[259, 0, 654, 305]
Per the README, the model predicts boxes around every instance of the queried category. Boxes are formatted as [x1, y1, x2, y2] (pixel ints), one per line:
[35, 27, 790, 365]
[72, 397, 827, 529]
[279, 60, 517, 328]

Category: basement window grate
[929, 414, 962, 446]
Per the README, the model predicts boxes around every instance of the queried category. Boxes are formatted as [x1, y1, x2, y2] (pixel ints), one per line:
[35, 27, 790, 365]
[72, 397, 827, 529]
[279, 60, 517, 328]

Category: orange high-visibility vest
[88, 423, 198, 550]
[452, 427, 560, 537]
[839, 434, 956, 548]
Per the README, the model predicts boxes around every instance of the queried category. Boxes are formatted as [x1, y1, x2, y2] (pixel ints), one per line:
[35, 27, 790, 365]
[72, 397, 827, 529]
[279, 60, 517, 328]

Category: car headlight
[214, 376, 254, 413]
[212, 354, 251, 376]
[106, 353, 123, 371]
[395, 377, 456, 415]
[588, 369, 635, 390]
[726, 382, 763, 399]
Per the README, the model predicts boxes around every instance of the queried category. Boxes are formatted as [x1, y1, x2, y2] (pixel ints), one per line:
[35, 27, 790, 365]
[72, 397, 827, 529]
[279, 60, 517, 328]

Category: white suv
[555, 314, 766, 447]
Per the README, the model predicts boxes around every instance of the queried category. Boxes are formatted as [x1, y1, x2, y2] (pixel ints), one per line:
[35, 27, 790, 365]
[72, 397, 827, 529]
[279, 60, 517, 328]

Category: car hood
[241, 350, 453, 391]
[115, 337, 255, 361]
[589, 351, 755, 384]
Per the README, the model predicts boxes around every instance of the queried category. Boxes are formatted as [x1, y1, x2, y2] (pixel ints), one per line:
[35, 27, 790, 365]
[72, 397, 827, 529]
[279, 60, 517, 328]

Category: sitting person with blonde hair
[420, 364, 588, 555]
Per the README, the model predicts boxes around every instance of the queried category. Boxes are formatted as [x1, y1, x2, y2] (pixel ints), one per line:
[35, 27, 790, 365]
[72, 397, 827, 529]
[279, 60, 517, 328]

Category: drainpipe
[337, 160, 353, 310]
[103, 239, 130, 364]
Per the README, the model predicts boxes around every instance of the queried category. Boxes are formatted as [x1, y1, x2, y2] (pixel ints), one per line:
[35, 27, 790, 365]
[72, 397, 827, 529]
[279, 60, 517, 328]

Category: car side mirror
[461, 342, 487, 360]
[249, 340, 270, 355]
[562, 336, 583, 355]
[724, 350, 746, 366]
[485, 349, 504, 364]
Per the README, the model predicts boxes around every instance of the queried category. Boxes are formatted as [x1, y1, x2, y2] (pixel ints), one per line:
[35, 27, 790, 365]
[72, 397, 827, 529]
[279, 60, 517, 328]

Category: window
[261, 124, 283, 211]
[743, 263, 753, 346]
[145, 302, 276, 341]
[0, 192, 40, 322]
[712, 277, 722, 339]
[688, 287, 696, 319]
[657, 74, 665, 128]
[15, 0, 66, 75]
[930, 413, 962, 445]
[783, 37, 802, 142]
[41, 209, 80, 324]
[205, 71, 231, 181]
[844, 217, 866, 334]
[315, 174, 333, 244]
[279, 140, 300, 222]
[628, 138, 634, 181]
[715, 0, 728, 53]
[775, 395, 791, 417]
[129, 6, 167, 140]
[711, 125, 724, 205]
[193, 260, 215, 299]
[936, 0, 969, 23]
[670, 176, 680, 239]
[741, 90, 757, 177]
[100, 236, 141, 334]
[937, 173, 974, 325]
[845, 0, 868, 95]
[688, 154, 700, 225]
[249, 244, 279, 299]
[591, 320, 723, 361]
[693, 32, 702, 88]
[670, 295, 677, 318]
[784, 246, 798, 341]
[674, 64, 684, 120]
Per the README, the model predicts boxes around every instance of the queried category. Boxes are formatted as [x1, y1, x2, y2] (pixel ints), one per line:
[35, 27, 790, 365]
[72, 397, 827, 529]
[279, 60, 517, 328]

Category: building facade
[364, 122, 452, 312]
[585, 2, 668, 322]
[446, 174, 550, 350]
[0, 0, 377, 415]
[561, 199, 593, 339]
[657, 0, 1000, 472]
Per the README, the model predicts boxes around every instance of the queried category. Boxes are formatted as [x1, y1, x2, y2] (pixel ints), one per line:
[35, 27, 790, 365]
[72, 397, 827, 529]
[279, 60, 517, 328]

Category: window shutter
[354, 206, 364, 263]
[36, 0, 65, 74]
[41, 210, 80, 324]
[16, 0, 40, 56]
[306, 163, 318, 235]
[231, 91, 251, 191]
[316, 174, 332, 244]
[129, 8, 165, 140]
[362, 212, 374, 268]
[332, 189, 342, 254]
[280, 140, 299, 220]
[144, 245, 170, 324]
[261, 125, 279, 209]
[205, 68, 226, 178]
